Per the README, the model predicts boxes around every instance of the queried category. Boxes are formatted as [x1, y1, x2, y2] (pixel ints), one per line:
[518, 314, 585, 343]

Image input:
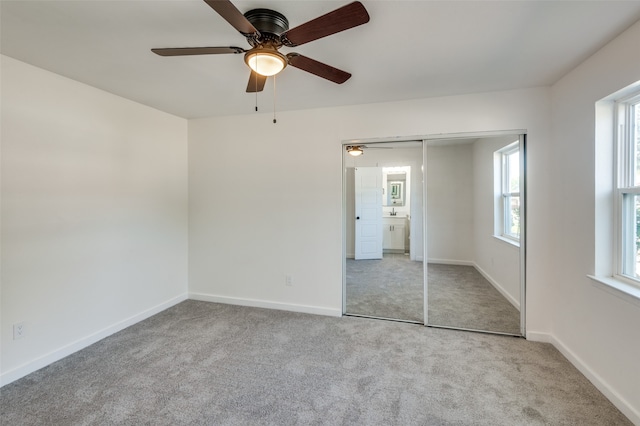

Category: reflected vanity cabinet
[382, 217, 406, 252]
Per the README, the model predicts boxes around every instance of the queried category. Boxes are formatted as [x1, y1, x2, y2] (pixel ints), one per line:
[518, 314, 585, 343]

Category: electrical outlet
[13, 322, 26, 340]
[285, 274, 293, 287]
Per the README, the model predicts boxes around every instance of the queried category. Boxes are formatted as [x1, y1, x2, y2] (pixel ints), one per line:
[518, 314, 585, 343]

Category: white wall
[426, 143, 474, 263]
[472, 136, 521, 308]
[0, 56, 189, 385]
[544, 19, 640, 423]
[188, 86, 551, 330]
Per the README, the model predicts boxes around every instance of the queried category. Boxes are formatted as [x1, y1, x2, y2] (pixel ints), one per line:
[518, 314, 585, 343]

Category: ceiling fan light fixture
[346, 145, 364, 157]
[244, 49, 287, 76]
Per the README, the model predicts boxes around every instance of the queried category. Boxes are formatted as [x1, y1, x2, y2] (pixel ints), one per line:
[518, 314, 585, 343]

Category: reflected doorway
[343, 141, 425, 323]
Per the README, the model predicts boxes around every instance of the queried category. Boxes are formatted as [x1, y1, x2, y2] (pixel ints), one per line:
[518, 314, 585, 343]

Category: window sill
[493, 235, 520, 248]
[587, 275, 640, 307]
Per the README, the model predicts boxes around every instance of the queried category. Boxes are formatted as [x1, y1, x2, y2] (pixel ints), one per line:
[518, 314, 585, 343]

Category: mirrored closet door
[425, 134, 525, 336]
[342, 133, 525, 336]
[343, 141, 425, 323]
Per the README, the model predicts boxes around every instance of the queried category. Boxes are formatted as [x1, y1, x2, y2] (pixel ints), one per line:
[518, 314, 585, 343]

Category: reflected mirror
[384, 171, 406, 206]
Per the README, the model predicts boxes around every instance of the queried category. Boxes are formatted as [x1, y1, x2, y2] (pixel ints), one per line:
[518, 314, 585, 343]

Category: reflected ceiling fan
[346, 144, 393, 156]
[152, 0, 370, 93]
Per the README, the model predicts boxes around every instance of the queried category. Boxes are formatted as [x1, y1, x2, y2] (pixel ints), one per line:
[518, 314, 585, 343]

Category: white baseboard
[427, 258, 474, 266]
[473, 263, 520, 310]
[0, 293, 188, 388]
[527, 331, 640, 425]
[428, 260, 520, 310]
[189, 293, 342, 318]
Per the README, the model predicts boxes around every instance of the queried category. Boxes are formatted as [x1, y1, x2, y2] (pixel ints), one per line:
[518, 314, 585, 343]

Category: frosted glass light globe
[245, 50, 286, 77]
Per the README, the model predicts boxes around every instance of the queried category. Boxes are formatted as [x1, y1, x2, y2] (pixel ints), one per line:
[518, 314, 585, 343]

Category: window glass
[635, 104, 640, 186]
[495, 142, 520, 242]
[507, 150, 520, 193]
[620, 99, 640, 283]
[621, 193, 640, 279]
[506, 195, 520, 240]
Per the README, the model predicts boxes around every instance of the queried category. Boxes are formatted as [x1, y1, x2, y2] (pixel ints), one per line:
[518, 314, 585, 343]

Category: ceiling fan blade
[203, 0, 259, 36]
[151, 47, 245, 56]
[246, 70, 267, 93]
[287, 53, 351, 84]
[280, 1, 369, 47]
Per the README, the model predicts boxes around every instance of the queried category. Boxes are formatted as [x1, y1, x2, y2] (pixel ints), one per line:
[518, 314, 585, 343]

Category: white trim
[342, 143, 348, 315]
[526, 332, 640, 425]
[524, 331, 551, 342]
[587, 275, 640, 307]
[342, 130, 528, 146]
[427, 260, 520, 310]
[517, 134, 527, 337]
[0, 293, 188, 388]
[427, 258, 474, 266]
[618, 186, 640, 194]
[474, 263, 520, 309]
[493, 235, 520, 248]
[422, 140, 428, 325]
[189, 293, 342, 318]
[613, 93, 640, 285]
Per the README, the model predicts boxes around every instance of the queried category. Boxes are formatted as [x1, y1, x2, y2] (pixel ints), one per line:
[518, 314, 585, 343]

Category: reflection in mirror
[426, 135, 524, 336]
[344, 142, 424, 323]
[389, 181, 403, 204]
[383, 169, 407, 206]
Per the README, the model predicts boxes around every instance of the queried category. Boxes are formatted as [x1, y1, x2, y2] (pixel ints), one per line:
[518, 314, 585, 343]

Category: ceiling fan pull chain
[273, 75, 277, 124]
[255, 57, 259, 111]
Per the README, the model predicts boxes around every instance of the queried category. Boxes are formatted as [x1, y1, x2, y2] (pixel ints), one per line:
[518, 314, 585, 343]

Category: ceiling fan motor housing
[244, 8, 289, 45]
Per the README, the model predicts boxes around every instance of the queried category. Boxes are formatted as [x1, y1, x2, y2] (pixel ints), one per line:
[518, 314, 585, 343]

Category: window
[616, 93, 640, 283]
[591, 83, 640, 301]
[496, 142, 520, 243]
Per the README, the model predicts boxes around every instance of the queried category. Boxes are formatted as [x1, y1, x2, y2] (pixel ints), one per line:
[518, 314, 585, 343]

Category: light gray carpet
[427, 264, 521, 335]
[346, 253, 423, 322]
[0, 301, 632, 425]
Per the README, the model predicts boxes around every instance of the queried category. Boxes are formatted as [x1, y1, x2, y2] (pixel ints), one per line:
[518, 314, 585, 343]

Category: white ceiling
[2, 1, 640, 119]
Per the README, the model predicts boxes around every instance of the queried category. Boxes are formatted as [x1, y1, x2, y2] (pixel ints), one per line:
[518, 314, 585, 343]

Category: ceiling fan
[152, 0, 370, 93]
[345, 144, 393, 156]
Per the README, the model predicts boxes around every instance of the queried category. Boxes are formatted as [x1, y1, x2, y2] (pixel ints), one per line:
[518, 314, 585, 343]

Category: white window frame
[589, 84, 640, 304]
[614, 92, 640, 287]
[495, 142, 520, 244]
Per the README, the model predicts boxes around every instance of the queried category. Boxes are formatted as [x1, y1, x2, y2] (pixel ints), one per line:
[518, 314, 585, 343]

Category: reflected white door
[355, 167, 383, 260]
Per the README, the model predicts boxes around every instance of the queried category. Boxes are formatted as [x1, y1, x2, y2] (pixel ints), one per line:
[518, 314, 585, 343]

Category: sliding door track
[344, 313, 423, 325]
